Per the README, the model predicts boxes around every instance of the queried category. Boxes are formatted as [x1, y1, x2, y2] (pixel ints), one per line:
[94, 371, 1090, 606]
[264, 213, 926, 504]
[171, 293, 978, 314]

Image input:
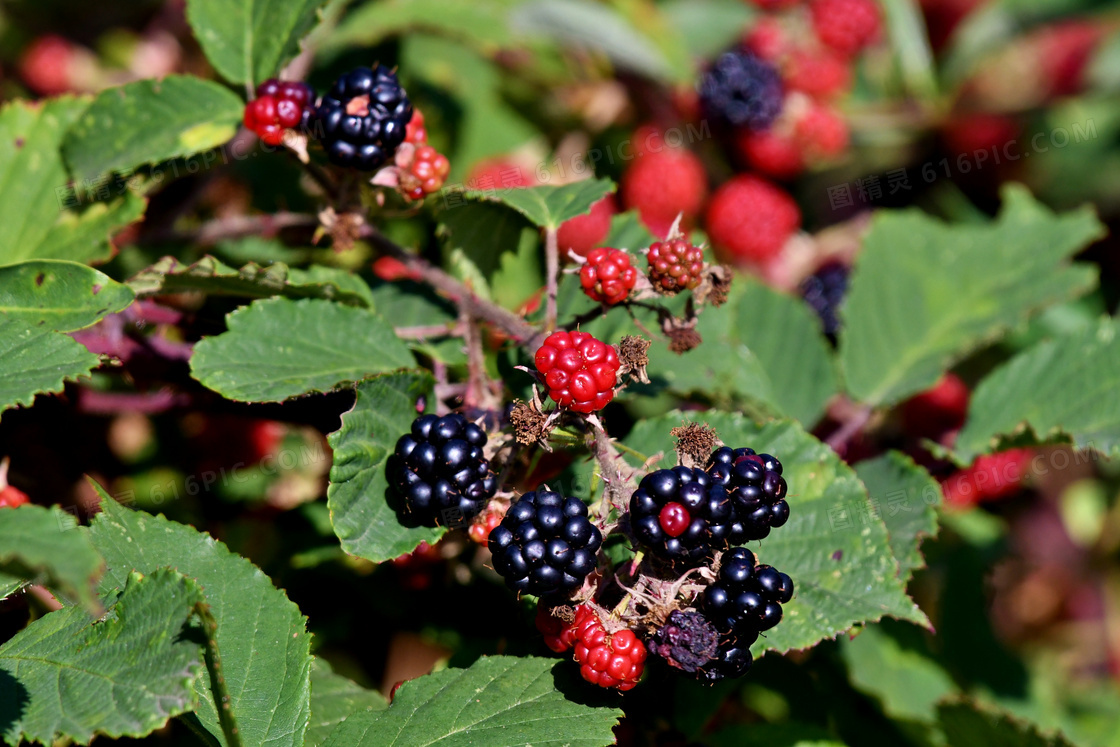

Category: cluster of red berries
[534, 330, 621, 413]
[396, 109, 451, 201]
[537, 605, 647, 691]
[577, 231, 711, 306]
[578, 248, 638, 305]
[647, 238, 705, 294]
[243, 79, 315, 146]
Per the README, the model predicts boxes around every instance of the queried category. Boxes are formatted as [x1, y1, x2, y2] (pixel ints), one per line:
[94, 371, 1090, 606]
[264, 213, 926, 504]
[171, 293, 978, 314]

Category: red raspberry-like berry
[570, 606, 646, 691]
[746, 0, 801, 9]
[468, 509, 504, 546]
[942, 114, 1020, 159]
[405, 108, 428, 144]
[534, 331, 620, 414]
[706, 176, 800, 265]
[0, 485, 29, 509]
[1036, 21, 1103, 97]
[744, 17, 791, 62]
[372, 256, 420, 282]
[810, 0, 882, 57]
[19, 35, 75, 96]
[795, 103, 849, 159]
[558, 196, 616, 259]
[621, 140, 708, 238]
[646, 238, 705, 294]
[466, 158, 535, 191]
[902, 373, 970, 439]
[737, 129, 805, 179]
[942, 449, 1034, 508]
[400, 145, 450, 200]
[536, 605, 584, 653]
[244, 79, 315, 146]
[785, 48, 852, 99]
[579, 248, 637, 306]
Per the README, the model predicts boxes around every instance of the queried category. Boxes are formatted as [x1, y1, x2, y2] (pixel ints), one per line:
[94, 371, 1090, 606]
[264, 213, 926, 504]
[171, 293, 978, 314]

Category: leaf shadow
[0, 667, 29, 736]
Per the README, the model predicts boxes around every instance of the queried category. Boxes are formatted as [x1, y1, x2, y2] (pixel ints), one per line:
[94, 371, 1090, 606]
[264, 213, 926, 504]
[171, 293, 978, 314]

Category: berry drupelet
[707, 447, 790, 542]
[702, 547, 794, 637]
[630, 467, 735, 565]
[315, 64, 412, 170]
[699, 48, 784, 131]
[646, 238, 705, 295]
[386, 413, 496, 526]
[534, 331, 620, 414]
[489, 490, 602, 598]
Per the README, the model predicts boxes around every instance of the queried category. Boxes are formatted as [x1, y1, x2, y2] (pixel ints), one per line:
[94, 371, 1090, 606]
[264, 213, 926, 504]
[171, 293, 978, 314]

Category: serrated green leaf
[0, 260, 134, 331]
[0, 98, 144, 267]
[510, 0, 678, 81]
[438, 201, 535, 278]
[190, 297, 414, 402]
[186, 0, 328, 86]
[604, 209, 655, 250]
[88, 489, 312, 747]
[306, 658, 387, 747]
[368, 281, 464, 364]
[464, 178, 616, 230]
[129, 256, 373, 307]
[0, 568, 204, 746]
[624, 413, 928, 655]
[854, 452, 940, 584]
[708, 723, 848, 747]
[0, 504, 103, 612]
[327, 0, 521, 52]
[840, 625, 957, 723]
[938, 700, 1077, 747]
[839, 185, 1104, 407]
[327, 371, 444, 563]
[0, 316, 99, 417]
[62, 76, 244, 184]
[320, 656, 622, 747]
[956, 318, 1120, 463]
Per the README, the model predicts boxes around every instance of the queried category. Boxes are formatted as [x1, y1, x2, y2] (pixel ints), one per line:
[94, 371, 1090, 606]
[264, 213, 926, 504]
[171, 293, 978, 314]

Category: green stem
[193, 602, 243, 747]
[612, 441, 649, 463]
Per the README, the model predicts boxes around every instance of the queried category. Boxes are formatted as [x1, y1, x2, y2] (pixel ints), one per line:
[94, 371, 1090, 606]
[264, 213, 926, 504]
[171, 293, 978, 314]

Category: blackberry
[699, 48, 784, 131]
[648, 609, 755, 681]
[314, 64, 412, 170]
[386, 414, 496, 526]
[800, 261, 849, 336]
[489, 490, 602, 598]
[702, 547, 794, 637]
[630, 467, 734, 565]
[707, 447, 790, 542]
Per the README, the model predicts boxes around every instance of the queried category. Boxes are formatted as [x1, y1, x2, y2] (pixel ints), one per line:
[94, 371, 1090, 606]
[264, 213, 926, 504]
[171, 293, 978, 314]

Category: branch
[141, 212, 319, 247]
[545, 226, 560, 332]
[826, 404, 873, 455]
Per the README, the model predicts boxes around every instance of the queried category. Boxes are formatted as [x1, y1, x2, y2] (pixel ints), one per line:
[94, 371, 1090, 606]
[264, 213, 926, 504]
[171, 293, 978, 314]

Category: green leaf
[62, 76, 244, 184]
[186, 0, 328, 86]
[0, 568, 204, 746]
[604, 209, 656, 250]
[0, 504, 103, 612]
[0, 316, 99, 417]
[708, 723, 848, 747]
[320, 656, 622, 747]
[306, 658, 387, 747]
[840, 624, 957, 723]
[88, 489, 313, 747]
[510, 0, 679, 81]
[854, 452, 940, 584]
[438, 201, 535, 278]
[327, 371, 444, 564]
[464, 178, 616, 230]
[839, 185, 1104, 407]
[368, 281, 464, 365]
[880, 0, 938, 98]
[938, 700, 1077, 747]
[190, 297, 414, 402]
[129, 256, 373, 307]
[0, 260, 134, 331]
[34, 191, 148, 265]
[955, 318, 1120, 463]
[327, 0, 521, 52]
[661, 0, 755, 60]
[624, 413, 928, 655]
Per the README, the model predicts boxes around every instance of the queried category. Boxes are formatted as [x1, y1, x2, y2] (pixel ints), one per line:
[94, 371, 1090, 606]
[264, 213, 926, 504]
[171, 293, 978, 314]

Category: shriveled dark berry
[386, 414, 496, 526]
[648, 608, 756, 681]
[489, 490, 602, 598]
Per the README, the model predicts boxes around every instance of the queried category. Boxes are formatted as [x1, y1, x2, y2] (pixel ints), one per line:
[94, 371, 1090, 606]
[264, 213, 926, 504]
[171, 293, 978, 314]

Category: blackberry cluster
[387, 414, 496, 526]
[700, 48, 784, 131]
[703, 547, 794, 637]
[800, 261, 849, 337]
[489, 490, 603, 597]
[315, 64, 412, 170]
[630, 467, 734, 565]
[648, 610, 754, 681]
[708, 446, 790, 542]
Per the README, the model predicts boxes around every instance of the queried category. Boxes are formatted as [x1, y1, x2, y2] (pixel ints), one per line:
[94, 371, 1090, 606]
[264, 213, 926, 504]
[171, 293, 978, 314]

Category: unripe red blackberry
[579, 248, 637, 306]
[646, 238, 705, 295]
[534, 331, 620, 414]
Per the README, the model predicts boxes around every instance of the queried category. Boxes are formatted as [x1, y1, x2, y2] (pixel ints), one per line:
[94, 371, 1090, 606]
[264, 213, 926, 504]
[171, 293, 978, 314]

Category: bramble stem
[545, 227, 560, 333]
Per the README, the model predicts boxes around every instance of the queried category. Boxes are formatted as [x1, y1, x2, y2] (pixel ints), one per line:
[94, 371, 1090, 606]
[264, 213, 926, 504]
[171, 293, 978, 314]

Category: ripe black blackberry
[647, 610, 755, 681]
[699, 48, 783, 131]
[386, 414, 496, 526]
[314, 64, 412, 170]
[800, 261, 849, 337]
[489, 490, 602, 598]
[707, 447, 790, 543]
[702, 547, 794, 637]
[630, 467, 734, 565]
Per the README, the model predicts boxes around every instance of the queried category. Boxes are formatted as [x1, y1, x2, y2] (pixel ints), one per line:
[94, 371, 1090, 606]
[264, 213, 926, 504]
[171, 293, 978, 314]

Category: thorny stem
[545, 226, 560, 333]
[826, 404, 874, 455]
[463, 312, 495, 410]
[394, 323, 457, 340]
